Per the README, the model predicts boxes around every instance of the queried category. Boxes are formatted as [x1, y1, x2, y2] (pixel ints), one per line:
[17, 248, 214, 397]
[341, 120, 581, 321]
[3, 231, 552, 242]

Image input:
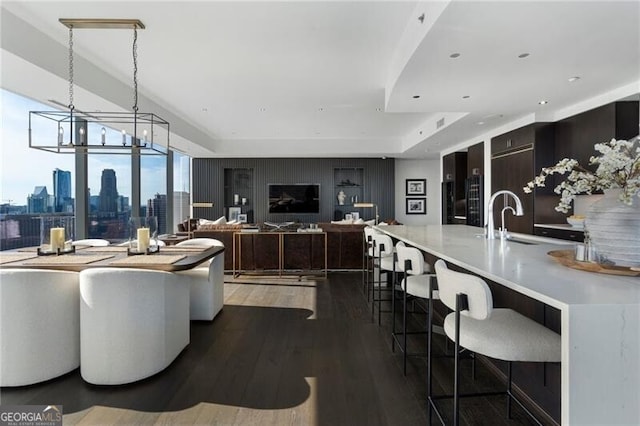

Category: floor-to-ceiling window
[141, 153, 167, 234]
[0, 89, 75, 249]
[173, 152, 191, 233]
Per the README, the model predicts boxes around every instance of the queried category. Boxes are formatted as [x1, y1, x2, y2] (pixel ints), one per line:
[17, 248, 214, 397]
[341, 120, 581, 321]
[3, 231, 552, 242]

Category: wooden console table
[232, 231, 327, 279]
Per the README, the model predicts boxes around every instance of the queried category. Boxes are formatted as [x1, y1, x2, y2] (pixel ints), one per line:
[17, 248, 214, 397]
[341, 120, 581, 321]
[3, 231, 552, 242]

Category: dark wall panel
[193, 158, 395, 223]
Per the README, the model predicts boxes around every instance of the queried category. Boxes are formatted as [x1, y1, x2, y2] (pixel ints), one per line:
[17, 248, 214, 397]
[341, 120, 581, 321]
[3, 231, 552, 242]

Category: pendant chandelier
[28, 18, 169, 155]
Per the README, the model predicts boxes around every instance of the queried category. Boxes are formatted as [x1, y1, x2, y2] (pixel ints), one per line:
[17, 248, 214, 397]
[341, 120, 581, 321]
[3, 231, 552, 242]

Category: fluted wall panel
[193, 158, 395, 223]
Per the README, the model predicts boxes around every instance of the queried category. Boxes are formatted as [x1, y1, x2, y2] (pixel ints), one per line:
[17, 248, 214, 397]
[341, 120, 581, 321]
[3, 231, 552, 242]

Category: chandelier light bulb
[143, 129, 148, 142]
[101, 127, 106, 145]
[58, 127, 64, 145]
[79, 126, 85, 145]
[122, 129, 127, 146]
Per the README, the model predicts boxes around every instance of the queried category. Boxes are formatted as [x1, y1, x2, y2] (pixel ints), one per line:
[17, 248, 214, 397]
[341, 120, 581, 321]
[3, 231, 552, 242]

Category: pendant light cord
[68, 25, 74, 111]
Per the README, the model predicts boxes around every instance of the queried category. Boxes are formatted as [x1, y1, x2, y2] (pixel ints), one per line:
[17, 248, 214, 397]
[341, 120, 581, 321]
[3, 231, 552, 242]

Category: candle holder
[127, 216, 159, 255]
[38, 216, 75, 255]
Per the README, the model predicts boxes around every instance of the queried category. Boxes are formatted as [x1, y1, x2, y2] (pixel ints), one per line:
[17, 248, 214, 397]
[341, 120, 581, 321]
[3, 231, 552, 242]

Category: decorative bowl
[566, 216, 585, 227]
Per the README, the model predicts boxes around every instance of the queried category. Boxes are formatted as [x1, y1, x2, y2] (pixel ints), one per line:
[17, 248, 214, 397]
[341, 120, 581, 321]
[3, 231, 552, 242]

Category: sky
[0, 89, 180, 206]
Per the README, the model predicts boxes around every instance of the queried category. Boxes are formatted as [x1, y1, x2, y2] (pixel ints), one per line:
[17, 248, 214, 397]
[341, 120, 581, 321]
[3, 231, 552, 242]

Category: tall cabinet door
[490, 149, 534, 234]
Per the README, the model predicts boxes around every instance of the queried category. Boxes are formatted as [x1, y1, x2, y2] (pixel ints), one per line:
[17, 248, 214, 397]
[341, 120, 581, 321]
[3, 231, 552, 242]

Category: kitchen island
[375, 224, 639, 425]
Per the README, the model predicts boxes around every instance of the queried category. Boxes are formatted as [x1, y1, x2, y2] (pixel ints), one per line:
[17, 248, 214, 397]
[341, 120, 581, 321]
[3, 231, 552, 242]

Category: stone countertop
[374, 224, 640, 310]
[534, 223, 584, 231]
[374, 224, 640, 425]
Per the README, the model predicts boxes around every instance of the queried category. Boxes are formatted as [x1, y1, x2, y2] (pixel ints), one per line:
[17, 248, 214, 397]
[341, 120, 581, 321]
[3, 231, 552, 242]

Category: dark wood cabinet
[555, 101, 639, 172]
[534, 226, 584, 242]
[466, 142, 484, 176]
[442, 152, 467, 221]
[491, 123, 562, 234]
[491, 125, 537, 155]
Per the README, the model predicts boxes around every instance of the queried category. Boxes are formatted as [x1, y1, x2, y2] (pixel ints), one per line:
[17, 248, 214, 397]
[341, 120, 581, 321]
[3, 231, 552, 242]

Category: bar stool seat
[443, 308, 560, 362]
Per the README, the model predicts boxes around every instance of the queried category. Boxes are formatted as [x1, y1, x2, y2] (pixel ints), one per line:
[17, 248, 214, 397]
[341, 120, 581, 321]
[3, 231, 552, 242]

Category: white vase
[585, 188, 640, 267]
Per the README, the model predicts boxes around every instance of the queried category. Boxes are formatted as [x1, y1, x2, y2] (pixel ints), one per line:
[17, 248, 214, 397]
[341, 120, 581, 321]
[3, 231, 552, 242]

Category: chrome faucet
[486, 190, 524, 240]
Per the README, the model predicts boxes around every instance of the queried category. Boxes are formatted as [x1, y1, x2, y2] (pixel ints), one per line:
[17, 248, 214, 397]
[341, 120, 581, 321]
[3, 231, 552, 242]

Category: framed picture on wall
[228, 207, 241, 222]
[406, 198, 426, 215]
[406, 178, 426, 196]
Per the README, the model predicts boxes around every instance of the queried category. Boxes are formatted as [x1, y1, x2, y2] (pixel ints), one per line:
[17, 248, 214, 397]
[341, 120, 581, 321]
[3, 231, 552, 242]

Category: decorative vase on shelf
[585, 188, 640, 267]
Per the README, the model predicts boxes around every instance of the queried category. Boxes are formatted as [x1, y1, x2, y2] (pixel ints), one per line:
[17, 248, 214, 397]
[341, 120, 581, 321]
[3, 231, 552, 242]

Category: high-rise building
[98, 169, 118, 213]
[27, 186, 50, 213]
[147, 193, 167, 234]
[53, 168, 72, 213]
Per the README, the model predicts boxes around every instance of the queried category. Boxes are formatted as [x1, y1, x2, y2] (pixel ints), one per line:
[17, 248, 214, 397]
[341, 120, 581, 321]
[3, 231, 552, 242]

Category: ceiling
[2, 1, 639, 159]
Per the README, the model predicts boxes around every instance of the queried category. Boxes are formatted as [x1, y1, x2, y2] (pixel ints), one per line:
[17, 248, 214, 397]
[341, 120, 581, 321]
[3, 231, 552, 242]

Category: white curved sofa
[79, 268, 190, 385]
[0, 269, 80, 386]
[174, 238, 225, 321]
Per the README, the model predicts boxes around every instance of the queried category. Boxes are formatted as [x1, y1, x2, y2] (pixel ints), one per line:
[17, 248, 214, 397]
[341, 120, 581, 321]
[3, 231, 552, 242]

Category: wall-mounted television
[268, 184, 320, 214]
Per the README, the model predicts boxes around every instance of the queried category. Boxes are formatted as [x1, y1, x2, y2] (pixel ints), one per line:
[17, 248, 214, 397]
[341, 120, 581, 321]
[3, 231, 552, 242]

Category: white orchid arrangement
[523, 137, 640, 213]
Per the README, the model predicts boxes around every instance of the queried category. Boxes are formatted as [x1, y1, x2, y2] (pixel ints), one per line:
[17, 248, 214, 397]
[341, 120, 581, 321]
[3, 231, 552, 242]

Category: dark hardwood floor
[0, 272, 546, 425]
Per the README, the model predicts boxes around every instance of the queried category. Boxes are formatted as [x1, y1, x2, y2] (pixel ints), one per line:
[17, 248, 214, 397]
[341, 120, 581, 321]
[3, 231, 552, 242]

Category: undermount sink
[505, 238, 537, 245]
[474, 233, 538, 245]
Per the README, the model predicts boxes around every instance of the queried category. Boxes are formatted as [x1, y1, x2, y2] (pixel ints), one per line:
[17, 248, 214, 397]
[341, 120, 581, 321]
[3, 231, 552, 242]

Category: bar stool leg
[402, 268, 408, 375]
[507, 361, 513, 419]
[391, 259, 397, 351]
[453, 294, 463, 426]
[427, 279, 434, 425]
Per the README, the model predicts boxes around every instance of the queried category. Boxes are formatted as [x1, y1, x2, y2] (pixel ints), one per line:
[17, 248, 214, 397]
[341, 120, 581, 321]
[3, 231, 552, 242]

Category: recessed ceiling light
[259, 107, 266, 112]
[539, 100, 548, 105]
[412, 95, 421, 99]
[419, 130, 423, 135]
[450, 53, 461, 58]
[318, 107, 324, 112]
[376, 107, 382, 112]
[477, 121, 485, 125]
[462, 95, 470, 99]
[518, 53, 530, 58]
[568, 76, 581, 82]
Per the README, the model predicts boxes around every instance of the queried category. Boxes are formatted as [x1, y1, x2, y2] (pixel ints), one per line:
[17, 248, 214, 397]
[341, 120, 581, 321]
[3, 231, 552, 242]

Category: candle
[234, 194, 239, 205]
[50, 227, 65, 252]
[137, 227, 150, 253]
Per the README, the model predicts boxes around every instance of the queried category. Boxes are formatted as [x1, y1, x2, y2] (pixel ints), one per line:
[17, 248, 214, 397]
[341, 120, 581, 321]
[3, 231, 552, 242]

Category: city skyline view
[1, 89, 169, 207]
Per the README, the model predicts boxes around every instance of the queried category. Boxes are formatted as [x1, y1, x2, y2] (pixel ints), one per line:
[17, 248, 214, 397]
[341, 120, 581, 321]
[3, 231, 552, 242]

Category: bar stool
[430, 259, 561, 426]
[391, 244, 438, 375]
[362, 226, 377, 298]
[370, 233, 395, 325]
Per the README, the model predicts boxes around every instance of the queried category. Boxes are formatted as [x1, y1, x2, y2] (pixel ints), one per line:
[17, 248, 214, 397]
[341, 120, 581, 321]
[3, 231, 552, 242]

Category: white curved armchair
[0, 269, 80, 386]
[79, 268, 190, 385]
[175, 238, 225, 320]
